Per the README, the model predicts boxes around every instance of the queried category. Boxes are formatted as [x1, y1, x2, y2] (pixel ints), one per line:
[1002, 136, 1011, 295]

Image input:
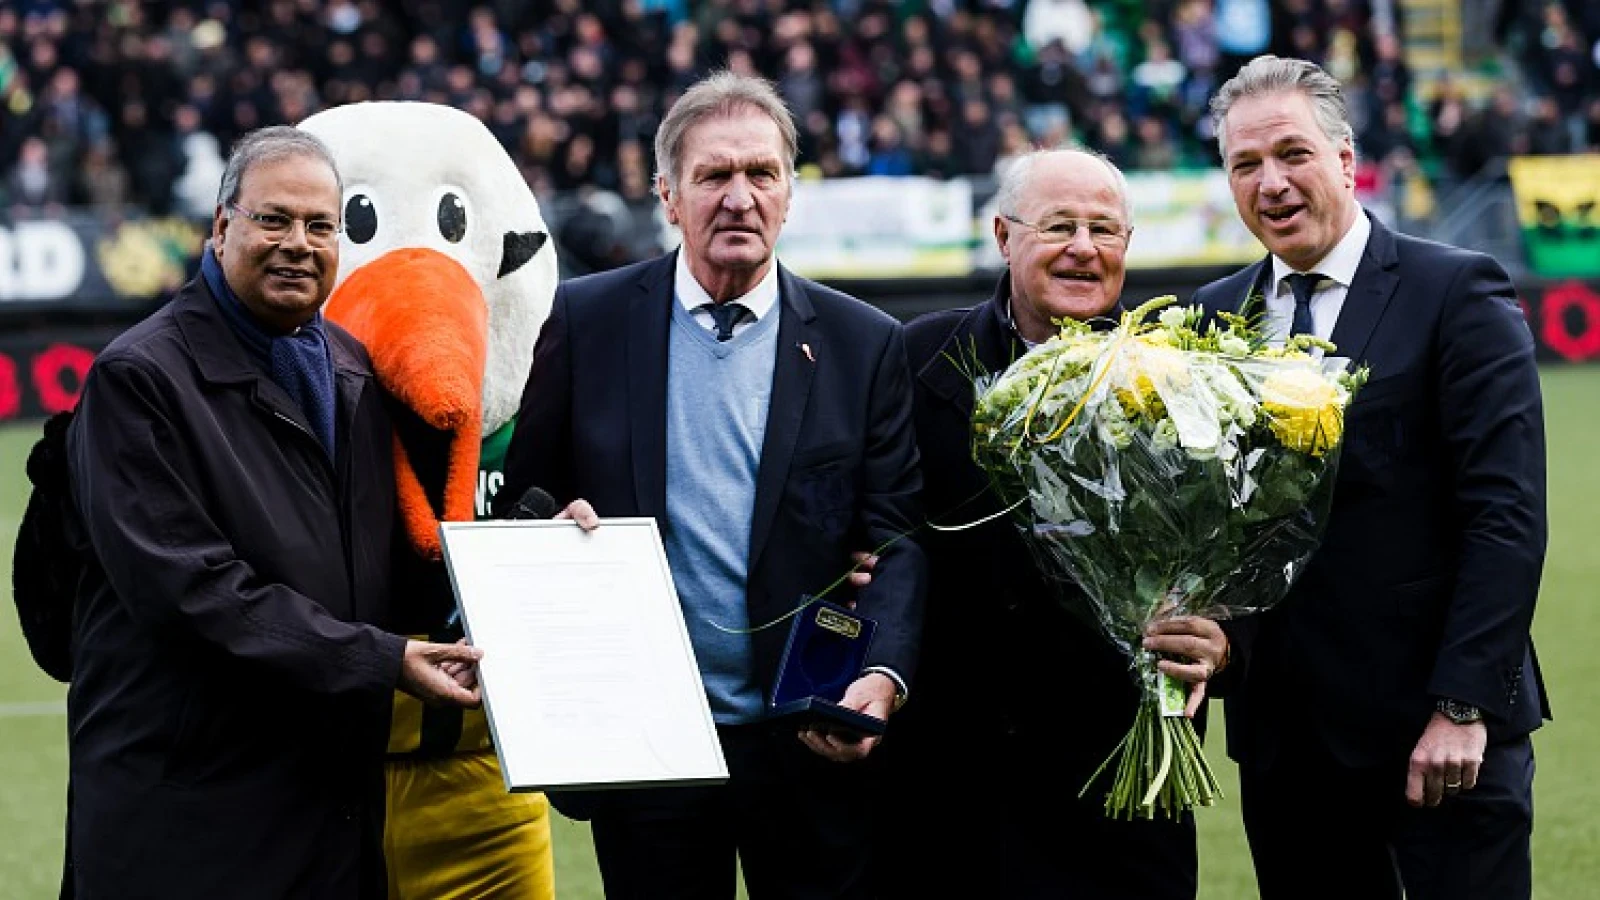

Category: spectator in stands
[866, 115, 914, 176]
[9, 0, 1597, 253]
[116, 99, 182, 214]
[916, 127, 960, 179]
[1025, 0, 1095, 56]
[777, 41, 825, 124]
[1131, 35, 1188, 122]
[1093, 107, 1137, 170]
[76, 139, 130, 210]
[1133, 114, 1181, 170]
[1361, 100, 1417, 168]
[954, 97, 1002, 174]
[1453, 86, 1528, 179]
[1527, 96, 1573, 156]
[172, 128, 226, 218]
[6, 135, 64, 210]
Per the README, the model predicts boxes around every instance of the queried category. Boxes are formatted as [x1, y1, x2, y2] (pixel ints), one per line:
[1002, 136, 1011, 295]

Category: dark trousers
[873, 739, 1196, 900]
[1240, 736, 1534, 900]
[590, 723, 876, 900]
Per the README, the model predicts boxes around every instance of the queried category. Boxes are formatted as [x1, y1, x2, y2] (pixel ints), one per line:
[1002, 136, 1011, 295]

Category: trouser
[383, 749, 554, 900]
[1240, 736, 1534, 900]
[590, 723, 877, 900]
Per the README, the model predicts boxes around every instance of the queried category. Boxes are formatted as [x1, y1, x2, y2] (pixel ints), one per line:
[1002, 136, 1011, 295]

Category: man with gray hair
[1195, 55, 1547, 899]
[874, 146, 1231, 899]
[65, 125, 482, 898]
[500, 71, 926, 899]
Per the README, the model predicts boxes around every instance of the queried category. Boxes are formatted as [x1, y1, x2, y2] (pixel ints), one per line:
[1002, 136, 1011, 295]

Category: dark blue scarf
[202, 245, 337, 460]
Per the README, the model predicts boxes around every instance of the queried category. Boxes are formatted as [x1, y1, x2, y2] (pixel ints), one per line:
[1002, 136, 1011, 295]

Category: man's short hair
[216, 125, 343, 211]
[654, 71, 799, 188]
[1209, 55, 1355, 159]
[994, 145, 1133, 226]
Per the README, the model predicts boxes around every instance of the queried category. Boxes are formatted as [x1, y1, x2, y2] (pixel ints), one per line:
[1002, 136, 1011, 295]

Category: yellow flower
[1122, 344, 1189, 418]
[1259, 369, 1346, 455]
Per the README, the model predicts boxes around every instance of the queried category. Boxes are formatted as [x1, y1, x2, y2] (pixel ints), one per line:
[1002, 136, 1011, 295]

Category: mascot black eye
[345, 194, 377, 244]
[438, 193, 467, 243]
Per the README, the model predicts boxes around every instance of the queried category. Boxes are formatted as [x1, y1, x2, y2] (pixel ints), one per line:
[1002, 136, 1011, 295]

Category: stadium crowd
[1, 0, 1598, 218]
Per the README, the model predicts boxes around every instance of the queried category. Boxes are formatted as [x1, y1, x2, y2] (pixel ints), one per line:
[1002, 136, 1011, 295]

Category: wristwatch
[1435, 697, 1484, 725]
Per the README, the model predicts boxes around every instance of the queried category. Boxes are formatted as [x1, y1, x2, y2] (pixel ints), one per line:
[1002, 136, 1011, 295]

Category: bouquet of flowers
[970, 296, 1367, 820]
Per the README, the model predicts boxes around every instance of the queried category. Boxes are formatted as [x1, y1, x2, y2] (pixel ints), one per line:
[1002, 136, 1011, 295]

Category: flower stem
[1083, 657, 1224, 819]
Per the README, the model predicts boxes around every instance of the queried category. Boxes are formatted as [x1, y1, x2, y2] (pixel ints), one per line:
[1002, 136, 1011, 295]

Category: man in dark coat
[499, 73, 926, 900]
[874, 148, 1231, 899]
[1195, 56, 1548, 899]
[65, 126, 483, 900]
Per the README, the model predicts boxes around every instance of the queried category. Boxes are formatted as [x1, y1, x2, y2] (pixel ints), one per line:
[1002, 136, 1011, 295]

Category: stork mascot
[299, 102, 559, 899]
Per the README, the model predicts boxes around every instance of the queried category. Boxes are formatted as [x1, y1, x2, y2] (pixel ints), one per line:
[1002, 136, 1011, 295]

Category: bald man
[872, 148, 1229, 900]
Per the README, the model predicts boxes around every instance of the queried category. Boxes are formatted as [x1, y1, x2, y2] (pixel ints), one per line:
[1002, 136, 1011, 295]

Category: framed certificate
[439, 519, 729, 792]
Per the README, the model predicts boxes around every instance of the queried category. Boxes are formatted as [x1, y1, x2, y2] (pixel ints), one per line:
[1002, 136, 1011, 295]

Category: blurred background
[1, 1, 1597, 897]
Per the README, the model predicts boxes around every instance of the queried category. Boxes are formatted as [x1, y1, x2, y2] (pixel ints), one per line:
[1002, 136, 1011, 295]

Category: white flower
[1158, 305, 1190, 332]
[1218, 333, 1251, 356]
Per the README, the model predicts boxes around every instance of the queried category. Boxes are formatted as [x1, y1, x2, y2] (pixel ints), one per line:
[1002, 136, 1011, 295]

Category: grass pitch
[1, 366, 1595, 898]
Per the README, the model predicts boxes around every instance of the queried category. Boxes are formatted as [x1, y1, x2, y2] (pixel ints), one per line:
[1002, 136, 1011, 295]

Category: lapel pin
[800, 342, 815, 363]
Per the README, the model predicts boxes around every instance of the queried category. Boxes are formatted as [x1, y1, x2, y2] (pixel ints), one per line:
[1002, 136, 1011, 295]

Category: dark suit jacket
[893, 283, 1159, 782]
[1194, 212, 1549, 771]
[875, 280, 1203, 899]
[500, 252, 926, 701]
[66, 277, 405, 899]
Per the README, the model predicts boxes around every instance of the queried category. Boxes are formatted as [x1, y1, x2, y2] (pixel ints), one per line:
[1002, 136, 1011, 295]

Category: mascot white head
[299, 102, 559, 556]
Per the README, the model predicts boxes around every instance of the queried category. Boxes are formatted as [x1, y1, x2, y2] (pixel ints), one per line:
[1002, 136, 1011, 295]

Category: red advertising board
[0, 331, 120, 422]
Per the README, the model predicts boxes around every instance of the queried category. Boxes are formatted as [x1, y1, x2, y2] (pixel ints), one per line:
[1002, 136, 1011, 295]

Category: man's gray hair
[216, 125, 343, 210]
[994, 145, 1133, 226]
[654, 71, 799, 187]
[1209, 55, 1355, 158]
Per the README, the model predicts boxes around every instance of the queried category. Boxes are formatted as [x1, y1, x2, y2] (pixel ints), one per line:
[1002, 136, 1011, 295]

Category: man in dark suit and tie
[1194, 56, 1548, 899]
[499, 71, 926, 899]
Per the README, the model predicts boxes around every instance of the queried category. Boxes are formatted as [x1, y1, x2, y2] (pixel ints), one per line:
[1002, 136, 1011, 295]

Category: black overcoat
[65, 276, 406, 899]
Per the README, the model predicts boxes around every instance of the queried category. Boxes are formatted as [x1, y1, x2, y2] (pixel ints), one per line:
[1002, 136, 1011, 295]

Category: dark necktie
[1285, 272, 1323, 338]
[704, 302, 748, 342]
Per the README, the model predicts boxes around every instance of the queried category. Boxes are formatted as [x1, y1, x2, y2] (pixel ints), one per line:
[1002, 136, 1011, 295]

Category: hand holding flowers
[970, 295, 1366, 819]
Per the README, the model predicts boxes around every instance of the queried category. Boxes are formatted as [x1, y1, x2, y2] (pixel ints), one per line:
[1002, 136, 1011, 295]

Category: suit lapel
[918, 301, 1012, 420]
[1236, 258, 1272, 317]
[748, 265, 818, 570]
[1328, 213, 1401, 366]
[627, 256, 674, 519]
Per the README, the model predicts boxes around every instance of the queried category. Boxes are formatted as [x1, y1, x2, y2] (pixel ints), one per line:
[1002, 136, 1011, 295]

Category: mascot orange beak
[325, 248, 487, 559]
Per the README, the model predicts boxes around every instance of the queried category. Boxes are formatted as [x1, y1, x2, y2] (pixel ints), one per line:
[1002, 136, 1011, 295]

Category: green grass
[2, 366, 1596, 898]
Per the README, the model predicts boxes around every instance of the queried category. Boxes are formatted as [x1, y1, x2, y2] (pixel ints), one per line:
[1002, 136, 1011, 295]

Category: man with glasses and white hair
[1196, 55, 1547, 900]
[64, 125, 481, 899]
[874, 147, 1231, 899]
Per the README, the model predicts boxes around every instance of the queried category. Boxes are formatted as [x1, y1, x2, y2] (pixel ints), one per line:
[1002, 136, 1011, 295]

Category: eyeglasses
[228, 202, 343, 245]
[1002, 213, 1129, 247]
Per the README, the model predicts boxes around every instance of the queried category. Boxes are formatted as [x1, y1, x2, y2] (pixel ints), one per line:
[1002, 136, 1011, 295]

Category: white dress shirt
[675, 251, 780, 339]
[1265, 212, 1372, 347]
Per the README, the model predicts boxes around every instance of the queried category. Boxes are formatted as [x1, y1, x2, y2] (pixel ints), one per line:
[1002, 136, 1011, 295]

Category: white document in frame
[439, 519, 729, 792]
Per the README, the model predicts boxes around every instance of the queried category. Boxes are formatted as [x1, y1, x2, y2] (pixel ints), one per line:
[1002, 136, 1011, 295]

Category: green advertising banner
[1508, 155, 1600, 278]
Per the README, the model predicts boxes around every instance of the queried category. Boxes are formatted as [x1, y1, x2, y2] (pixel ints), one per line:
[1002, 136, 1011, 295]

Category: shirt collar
[1003, 297, 1038, 349]
[1270, 209, 1370, 296]
[674, 250, 780, 321]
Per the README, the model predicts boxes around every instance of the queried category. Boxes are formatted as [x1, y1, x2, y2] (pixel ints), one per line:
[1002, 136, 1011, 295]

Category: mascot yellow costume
[299, 102, 559, 899]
